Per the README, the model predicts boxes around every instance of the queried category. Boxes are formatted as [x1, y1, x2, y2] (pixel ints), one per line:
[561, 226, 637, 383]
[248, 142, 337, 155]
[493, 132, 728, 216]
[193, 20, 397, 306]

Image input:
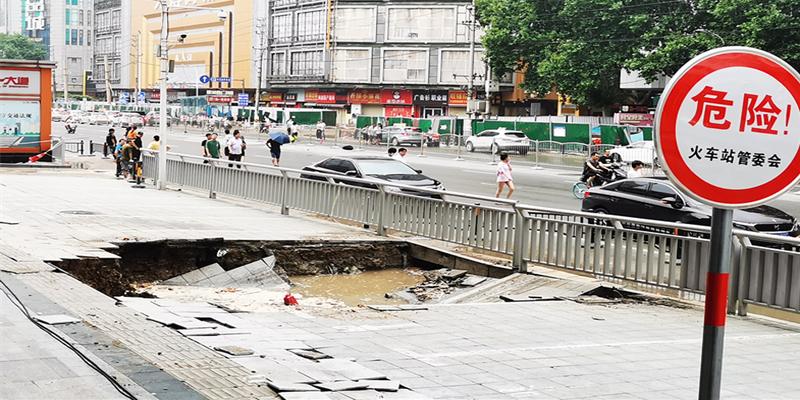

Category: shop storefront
[348, 89, 382, 116]
[412, 90, 448, 118]
[381, 89, 412, 117]
[447, 90, 468, 116]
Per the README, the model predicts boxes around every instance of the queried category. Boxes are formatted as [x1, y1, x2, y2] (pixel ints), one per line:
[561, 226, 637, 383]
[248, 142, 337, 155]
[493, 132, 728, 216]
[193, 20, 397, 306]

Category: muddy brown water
[290, 269, 424, 306]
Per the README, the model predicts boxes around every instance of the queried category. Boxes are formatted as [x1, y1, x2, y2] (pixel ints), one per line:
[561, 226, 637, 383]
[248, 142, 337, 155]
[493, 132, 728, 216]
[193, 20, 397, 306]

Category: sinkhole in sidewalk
[51, 239, 493, 308]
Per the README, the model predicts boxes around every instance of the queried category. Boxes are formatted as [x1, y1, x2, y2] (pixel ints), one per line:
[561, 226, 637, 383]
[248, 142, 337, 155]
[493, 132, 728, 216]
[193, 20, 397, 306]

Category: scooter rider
[582, 152, 610, 187]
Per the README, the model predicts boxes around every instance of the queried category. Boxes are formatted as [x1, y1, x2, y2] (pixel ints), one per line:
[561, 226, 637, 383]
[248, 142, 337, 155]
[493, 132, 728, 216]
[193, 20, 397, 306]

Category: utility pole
[63, 53, 68, 103]
[135, 32, 142, 104]
[103, 54, 112, 103]
[484, 61, 491, 116]
[254, 18, 265, 124]
[467, 0, 477, 118]
[157, 0, 169, 190]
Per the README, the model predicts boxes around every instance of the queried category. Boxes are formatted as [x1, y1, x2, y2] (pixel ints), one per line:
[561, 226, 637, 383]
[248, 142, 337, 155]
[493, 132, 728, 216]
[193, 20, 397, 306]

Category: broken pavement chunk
[290, 348, 330, 360]
[214, 345, 254, 356]
[357, 379, 400, 392]
[34, 314, 80, 325]
[268, 381, 321, 392]
[314, 381, 370, 392]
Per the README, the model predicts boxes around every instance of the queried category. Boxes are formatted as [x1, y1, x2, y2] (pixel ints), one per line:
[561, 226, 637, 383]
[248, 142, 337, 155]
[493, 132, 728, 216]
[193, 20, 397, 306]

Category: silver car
[383, 126, 423, 146]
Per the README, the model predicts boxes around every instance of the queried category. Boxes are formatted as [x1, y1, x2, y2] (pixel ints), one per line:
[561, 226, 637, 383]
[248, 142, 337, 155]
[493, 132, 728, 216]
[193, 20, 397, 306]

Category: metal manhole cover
[59, 210, 98, 215]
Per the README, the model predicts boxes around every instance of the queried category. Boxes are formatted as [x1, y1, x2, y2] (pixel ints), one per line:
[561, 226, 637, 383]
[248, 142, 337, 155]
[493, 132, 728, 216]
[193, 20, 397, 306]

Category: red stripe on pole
[704, 272, 730, 327]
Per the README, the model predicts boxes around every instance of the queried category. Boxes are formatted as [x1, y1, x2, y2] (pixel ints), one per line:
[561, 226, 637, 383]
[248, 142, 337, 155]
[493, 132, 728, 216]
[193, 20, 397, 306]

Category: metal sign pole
[698, 207, 733, 400]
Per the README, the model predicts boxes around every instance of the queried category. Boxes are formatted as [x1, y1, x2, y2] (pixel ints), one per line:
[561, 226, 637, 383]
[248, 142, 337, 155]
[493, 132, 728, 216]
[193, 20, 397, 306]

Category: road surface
[63, 124, 800, 217]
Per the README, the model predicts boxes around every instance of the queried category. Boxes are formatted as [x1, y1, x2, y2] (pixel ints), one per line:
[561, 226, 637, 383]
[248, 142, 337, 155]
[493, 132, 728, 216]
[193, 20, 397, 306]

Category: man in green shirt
[206, 133, 221, 159]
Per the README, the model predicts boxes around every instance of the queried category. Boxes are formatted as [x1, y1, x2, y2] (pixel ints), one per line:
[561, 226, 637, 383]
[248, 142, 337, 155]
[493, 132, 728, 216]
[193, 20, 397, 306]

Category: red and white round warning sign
[655, 47, 800, 208]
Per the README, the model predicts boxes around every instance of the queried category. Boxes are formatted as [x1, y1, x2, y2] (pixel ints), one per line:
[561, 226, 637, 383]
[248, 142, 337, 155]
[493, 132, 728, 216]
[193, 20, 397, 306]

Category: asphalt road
[65, 124, 800, 218]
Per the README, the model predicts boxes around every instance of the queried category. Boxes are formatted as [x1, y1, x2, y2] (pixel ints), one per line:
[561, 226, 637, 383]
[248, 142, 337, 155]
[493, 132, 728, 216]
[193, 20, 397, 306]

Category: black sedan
[301, 156, 444, 198]
[581, 177, 799, 236]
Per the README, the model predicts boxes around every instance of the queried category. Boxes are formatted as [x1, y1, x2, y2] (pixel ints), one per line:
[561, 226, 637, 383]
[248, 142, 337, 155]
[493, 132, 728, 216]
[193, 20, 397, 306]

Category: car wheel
[465, 142, 474, 152]
[491, 143, 500, 154]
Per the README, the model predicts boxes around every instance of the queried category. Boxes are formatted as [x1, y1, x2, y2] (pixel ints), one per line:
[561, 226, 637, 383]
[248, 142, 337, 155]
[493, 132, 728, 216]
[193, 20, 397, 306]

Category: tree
[629, 0, 800, 81]
[0, 34, 47, 61]
[477, 0, 800, 111]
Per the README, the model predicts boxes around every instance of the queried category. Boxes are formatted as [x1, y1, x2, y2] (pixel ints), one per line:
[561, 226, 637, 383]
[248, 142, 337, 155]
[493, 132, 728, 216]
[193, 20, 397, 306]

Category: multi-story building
[130, 0, 257, 102]
[1, 1, 92, 97]
[259, 0, 513, 119]
[92, 0, 132, 98]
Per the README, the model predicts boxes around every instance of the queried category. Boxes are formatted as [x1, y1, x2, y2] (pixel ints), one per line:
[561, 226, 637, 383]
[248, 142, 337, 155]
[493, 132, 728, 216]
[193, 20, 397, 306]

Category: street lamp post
[157, 0, 169, 190]
[156, 1, 229, 190]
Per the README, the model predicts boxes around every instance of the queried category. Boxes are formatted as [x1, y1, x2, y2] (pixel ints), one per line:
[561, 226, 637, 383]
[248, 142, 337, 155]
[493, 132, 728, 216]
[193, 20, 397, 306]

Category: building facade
[129, 0, 256, 103]
[260, 0, 513, 118]
[92, 0, 131, 97]
[0, 0, 24, 35]
[47, 0, 95, 96]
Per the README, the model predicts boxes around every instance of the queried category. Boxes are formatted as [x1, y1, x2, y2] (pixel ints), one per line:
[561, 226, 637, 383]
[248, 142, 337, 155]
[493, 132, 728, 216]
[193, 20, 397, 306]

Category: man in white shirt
[316, 120, 326, 143]
[227, 131, 244, 168]
[627, 160, 645, 178]
[392, 147, 408, 163]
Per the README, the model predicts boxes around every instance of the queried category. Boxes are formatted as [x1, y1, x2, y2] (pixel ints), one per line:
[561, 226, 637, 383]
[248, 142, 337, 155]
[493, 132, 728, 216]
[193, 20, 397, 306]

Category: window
[79, 29, 83, 45]
[478, 131, 498, 137]
[79, 10, 84, 26]
[290, 50, 323, 76]
[439, 49, 484, 84]
[382, 49, 427, 83]
[113, 62, 120, 80]
[87, 30, 91, 46]
[87, 12, 91, 26]
[617, 181, 649, 196]
[296, 9, 324, 42]
[647, 183, 678, 200]
[113, 36, 119, 53]
[332, 49, 370, 82]
[270, 52, 286, 76]
[333, 8, 375, 41]
[112, 10, 120, 28]
[65, 29, 70, 45]
[386, 8, 456, 42]
[71, 29, 78, 45]
[71, 10, 79, 26]
[65, 10, 71, 26]
[272, 14, 291, 43]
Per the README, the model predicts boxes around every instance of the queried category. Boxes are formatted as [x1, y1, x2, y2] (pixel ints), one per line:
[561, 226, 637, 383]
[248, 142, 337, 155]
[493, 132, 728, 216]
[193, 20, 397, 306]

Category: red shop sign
[380, 89, 413, 105]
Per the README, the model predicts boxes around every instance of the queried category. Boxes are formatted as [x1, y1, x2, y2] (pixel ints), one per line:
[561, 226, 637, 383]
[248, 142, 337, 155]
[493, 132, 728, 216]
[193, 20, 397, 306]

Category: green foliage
[0, 34, 48, 61]
[477, 0, 800, 109]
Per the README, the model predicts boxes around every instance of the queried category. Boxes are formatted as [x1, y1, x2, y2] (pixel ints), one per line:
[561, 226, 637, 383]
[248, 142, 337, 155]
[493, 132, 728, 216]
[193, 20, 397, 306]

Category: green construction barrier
[641, 127, 653, 141]
[322, 111, 336, 126]
[600, 125, 626, 145]
[287, 111, 324, 125]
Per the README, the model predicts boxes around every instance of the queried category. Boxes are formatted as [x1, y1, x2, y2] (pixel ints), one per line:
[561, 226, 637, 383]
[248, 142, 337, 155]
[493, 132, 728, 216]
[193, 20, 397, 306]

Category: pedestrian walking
[121, 139, 135, 180]
[316, 120, 326, 143]
[495, 153, 515, 198]
[267, 137, 282, 166]
[286, 116, 296, 136]
[234, 130, 246, 161]
[206, 133, 221, 159]
[105, 128, 116, 157]
[227, 130, 244, 168]
[222, 129, 232, 157]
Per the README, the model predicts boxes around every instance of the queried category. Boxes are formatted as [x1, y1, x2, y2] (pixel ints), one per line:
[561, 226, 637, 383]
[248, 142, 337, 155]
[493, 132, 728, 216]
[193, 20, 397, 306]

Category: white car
[465, 129, 530, 155]
[90, 112, 111, 125]
[609, 141, 657, 165]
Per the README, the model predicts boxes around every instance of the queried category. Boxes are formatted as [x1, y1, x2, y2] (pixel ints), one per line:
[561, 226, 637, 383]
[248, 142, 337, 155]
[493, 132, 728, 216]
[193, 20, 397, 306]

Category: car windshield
[358, 160, 418, 176]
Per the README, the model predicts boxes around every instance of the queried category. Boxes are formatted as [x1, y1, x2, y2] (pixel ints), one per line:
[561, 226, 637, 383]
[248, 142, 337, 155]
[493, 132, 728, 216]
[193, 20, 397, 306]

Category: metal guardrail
[140, 151, 800, 316]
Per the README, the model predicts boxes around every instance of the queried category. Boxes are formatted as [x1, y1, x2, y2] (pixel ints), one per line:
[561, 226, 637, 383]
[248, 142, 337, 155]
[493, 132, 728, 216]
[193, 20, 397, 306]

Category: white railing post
[377, 185, 387, 236]
[512, 204, 526, 272]
[280, 170, 289, 215]
[208, 160, 217, 199]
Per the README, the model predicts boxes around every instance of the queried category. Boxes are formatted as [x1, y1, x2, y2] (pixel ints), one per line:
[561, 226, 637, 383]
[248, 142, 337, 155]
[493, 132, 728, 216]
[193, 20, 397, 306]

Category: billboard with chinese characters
[0, 60, 54, 161]
[0, 101, 40, 147]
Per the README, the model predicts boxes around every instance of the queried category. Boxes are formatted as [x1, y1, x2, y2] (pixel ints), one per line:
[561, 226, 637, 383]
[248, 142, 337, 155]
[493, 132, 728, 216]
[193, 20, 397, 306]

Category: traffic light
[82, 70, 92, 97]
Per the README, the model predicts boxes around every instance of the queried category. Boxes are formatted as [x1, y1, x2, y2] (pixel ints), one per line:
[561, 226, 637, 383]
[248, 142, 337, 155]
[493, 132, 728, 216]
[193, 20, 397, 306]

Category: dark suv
[581, 177, 799, 236]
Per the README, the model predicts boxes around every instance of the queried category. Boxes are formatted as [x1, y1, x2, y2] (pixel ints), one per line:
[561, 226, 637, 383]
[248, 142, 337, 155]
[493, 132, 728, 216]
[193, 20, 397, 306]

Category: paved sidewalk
[0, 167, 376, 262]
[0, 279, 151, 400]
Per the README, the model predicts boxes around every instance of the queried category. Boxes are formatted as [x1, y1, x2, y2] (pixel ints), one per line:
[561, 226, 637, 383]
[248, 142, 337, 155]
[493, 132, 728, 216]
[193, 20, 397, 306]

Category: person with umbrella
[267, 132, 290, 166]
